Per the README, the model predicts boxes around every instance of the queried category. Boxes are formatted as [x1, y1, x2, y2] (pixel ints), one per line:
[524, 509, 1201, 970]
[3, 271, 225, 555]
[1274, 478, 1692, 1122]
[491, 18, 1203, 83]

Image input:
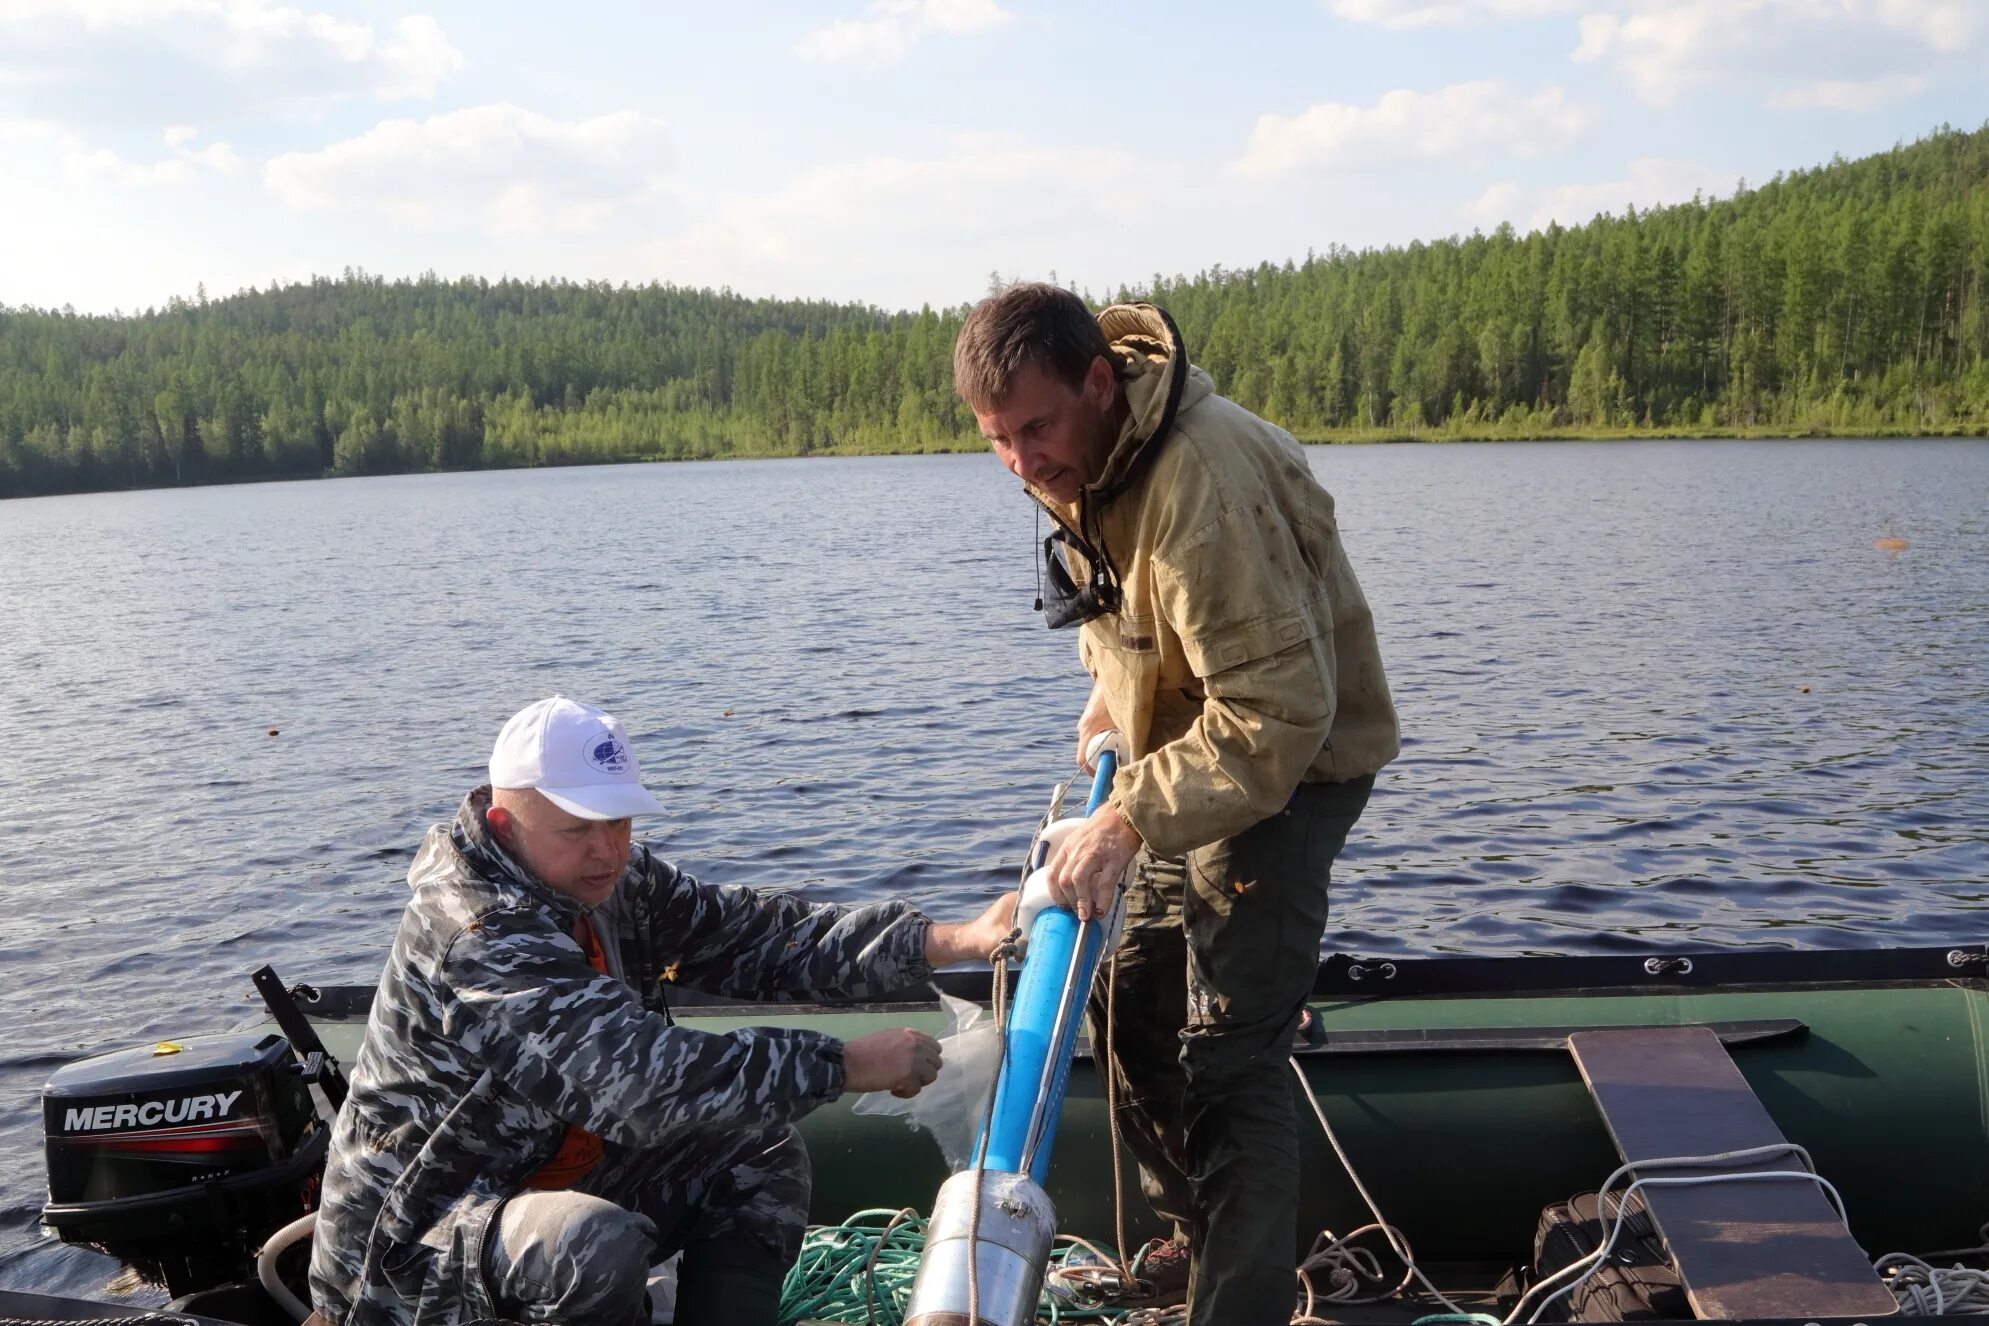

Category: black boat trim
[1315, 943, 1989, 999]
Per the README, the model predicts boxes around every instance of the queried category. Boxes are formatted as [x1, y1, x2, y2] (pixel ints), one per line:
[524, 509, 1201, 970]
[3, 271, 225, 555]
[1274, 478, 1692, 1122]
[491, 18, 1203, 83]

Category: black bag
[1530, 1191, 1690, 1322]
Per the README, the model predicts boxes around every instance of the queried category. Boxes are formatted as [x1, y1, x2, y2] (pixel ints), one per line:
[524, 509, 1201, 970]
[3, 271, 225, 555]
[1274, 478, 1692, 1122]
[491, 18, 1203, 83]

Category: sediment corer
[904, 733, 1129, 1326]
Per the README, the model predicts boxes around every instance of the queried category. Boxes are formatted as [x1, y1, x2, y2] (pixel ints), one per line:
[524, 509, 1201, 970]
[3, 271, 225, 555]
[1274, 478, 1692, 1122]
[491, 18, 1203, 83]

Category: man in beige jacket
[955, 283, 1399, 1325]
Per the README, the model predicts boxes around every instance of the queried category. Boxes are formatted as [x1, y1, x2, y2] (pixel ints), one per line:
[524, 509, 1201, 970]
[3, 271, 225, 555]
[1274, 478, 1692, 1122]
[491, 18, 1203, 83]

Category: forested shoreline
[4, 125, 1986, 500]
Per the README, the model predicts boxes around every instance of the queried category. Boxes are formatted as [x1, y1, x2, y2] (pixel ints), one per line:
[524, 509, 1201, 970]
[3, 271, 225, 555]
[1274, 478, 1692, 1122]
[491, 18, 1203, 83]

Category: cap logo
[583, 732, 630, 775]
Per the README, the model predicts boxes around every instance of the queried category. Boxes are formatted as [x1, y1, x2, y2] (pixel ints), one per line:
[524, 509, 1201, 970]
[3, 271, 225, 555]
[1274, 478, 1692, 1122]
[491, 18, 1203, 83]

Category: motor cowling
[42, 1031, 326, 1298]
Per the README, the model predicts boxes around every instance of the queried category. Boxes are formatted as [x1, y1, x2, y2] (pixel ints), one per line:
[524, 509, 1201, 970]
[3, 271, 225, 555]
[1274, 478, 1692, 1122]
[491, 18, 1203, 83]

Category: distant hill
[3, 123, 1985, 499]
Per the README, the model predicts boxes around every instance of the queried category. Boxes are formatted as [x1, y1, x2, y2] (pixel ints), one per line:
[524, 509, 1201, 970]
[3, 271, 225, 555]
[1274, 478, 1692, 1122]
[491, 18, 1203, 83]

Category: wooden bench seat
[1567, 1025, 1896, 1320]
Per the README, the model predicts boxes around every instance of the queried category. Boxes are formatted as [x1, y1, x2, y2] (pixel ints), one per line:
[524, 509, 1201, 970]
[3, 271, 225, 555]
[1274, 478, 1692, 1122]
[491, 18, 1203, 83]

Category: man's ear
[1085, 353, 1116, 405]
[486, 803, 517, 850]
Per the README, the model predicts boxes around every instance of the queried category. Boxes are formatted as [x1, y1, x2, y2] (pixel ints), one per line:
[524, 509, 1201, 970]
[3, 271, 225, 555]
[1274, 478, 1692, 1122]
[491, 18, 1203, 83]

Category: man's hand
[842, 1027, 943, 1099]
[1046, 800, 1142, 922]
[1075, 682, 1113, 772]
[924, 891, 1019, 968]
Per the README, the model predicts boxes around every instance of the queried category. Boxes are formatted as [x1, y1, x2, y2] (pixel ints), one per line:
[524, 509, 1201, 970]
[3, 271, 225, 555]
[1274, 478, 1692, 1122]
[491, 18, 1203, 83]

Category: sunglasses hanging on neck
[1035, 525, 1119, 629]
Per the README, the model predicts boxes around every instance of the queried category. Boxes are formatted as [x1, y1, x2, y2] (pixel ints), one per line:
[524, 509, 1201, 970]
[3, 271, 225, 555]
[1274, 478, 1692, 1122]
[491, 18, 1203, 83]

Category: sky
[1, 0, 1983, 316]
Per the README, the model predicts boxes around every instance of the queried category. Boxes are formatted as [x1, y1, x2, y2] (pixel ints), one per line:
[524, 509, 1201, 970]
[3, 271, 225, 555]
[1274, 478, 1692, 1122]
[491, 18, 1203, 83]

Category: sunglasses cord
[1033, 504, 1045, 613]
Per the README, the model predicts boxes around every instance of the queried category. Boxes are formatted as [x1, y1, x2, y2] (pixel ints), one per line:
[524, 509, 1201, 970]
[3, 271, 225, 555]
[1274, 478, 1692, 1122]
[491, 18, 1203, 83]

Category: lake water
[2, 439, 1986, 1296]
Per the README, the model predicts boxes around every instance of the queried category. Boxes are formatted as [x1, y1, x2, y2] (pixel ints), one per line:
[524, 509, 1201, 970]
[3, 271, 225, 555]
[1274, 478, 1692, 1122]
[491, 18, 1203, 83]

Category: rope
[0, 1317, 198, 1326]
[776, 1208, 928, 1325]
[1876, 1252, 1989, 1315]
[863, 1208, 920, 1326]
[1289, 1057, 1473, 1318]
[774, 1210, 1128, 1324]
[1922, 1222, 1989, 1262]
[1293, 1224, 1416, 1318]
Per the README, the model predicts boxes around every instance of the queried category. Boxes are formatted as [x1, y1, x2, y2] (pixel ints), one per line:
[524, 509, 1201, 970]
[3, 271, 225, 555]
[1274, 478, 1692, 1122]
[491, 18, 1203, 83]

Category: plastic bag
[850, 990, 1002, 1172]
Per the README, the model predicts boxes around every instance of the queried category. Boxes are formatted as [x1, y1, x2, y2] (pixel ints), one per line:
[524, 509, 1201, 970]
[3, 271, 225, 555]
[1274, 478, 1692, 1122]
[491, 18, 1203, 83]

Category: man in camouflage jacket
[308, 696, 1014, 1326]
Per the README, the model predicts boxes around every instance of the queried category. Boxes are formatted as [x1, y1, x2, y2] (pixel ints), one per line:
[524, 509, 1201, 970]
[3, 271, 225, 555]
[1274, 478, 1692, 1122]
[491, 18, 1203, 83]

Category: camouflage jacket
[308, 787, 934, 1326]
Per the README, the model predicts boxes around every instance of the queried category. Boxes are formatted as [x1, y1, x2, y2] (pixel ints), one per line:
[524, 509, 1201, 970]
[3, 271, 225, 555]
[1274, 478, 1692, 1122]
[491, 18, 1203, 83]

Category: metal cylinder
[903, 1169, 1057, 1326]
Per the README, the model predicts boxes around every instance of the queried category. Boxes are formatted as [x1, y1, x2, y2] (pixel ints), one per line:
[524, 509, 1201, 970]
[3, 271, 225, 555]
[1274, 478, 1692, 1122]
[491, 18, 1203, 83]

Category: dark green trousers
[1087, 776, 1374, 1326]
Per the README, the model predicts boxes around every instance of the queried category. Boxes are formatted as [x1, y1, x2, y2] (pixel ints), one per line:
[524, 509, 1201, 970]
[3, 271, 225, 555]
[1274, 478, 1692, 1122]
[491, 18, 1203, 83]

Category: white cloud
[795, 0, 1011, 65]
[1767, 74, 1928, 110]
[1327, 0, 1582, 28]
[653, 133, 1182, 308]
[0, 115, 282, 312]
[63, 124, 240, 187]
[1231, 82, 1590, 178]
[0, 117, 239, 191]
[0, 0, 463, 128]
[1465, 156, 1740, 232]
[263, 105, 675, 237]
[1326, 0, 1981, 107]
[1570, 0, 1983, 106]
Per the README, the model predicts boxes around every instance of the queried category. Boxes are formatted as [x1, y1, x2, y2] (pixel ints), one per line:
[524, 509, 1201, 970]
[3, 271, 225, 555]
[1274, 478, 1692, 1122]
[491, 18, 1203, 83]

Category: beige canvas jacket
[1031, 304, 1400, 860]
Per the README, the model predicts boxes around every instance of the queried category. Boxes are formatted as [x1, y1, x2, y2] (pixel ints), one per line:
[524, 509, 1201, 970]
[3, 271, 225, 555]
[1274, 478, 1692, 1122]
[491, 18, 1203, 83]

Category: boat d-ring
[1643, 956, 1694, 976]
[1347, 961, 1398, 982]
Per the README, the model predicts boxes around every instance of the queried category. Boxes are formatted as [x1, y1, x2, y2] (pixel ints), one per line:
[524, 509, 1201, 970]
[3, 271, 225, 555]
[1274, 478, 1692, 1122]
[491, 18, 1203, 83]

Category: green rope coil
[776, 1208, 1128, 1325]
[777, 1208, 926, 1325]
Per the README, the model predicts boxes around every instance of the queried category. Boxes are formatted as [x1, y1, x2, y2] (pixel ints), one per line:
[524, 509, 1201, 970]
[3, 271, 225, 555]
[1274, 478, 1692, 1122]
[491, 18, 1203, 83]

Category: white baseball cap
[489, 696, 665, 821]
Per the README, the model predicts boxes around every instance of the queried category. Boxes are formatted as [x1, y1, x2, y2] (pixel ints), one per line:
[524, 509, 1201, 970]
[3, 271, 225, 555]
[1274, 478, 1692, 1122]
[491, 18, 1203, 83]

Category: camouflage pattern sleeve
[443, 908, 848, 1141]
[640, 851, 934, 1002]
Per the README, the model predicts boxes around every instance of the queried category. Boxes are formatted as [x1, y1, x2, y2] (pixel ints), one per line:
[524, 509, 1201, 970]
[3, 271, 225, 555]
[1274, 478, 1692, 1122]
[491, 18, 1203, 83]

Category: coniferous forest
[3, 125, 1987, 500]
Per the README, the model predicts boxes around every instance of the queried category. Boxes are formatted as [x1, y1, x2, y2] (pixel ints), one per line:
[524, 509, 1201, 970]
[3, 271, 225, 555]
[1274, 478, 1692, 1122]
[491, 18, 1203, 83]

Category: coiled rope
[1877, 1224, 1989, 1315]
[773, 1208, 1125, 1325]
[1877, 1252, 1989, 1316]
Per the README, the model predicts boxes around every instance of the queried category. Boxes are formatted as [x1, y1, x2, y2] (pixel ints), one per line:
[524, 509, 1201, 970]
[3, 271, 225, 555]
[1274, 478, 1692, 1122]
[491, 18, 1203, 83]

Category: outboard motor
[41, 1030, 328, 1297]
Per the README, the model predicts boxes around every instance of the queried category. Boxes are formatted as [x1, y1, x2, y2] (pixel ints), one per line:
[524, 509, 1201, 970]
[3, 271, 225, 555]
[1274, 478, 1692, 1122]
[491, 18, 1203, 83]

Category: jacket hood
[410, 785, 586, 926]
[1091, 303, 1206, 499]
[1024, 303, 1211, 517]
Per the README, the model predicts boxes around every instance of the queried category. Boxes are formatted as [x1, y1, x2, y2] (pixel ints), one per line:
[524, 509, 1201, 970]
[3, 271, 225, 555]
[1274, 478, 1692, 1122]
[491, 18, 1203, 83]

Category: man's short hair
[953, 283, 1112, 410]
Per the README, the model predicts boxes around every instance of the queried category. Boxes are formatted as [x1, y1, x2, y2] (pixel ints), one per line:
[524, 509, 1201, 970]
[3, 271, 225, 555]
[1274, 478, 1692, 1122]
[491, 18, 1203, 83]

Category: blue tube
[1084, 750, 1118, 814]
[980, 750, 1118, 1182]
